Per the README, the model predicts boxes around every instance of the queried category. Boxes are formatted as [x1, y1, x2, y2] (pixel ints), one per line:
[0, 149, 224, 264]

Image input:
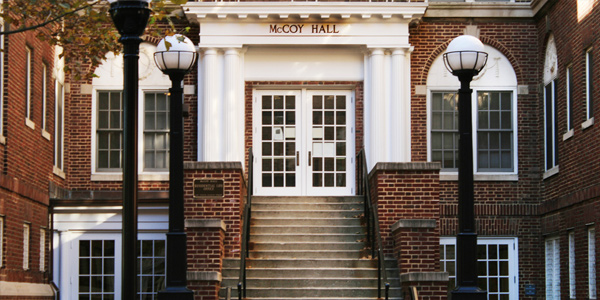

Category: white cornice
[182, 2, 427, 22]
[425, 2, 534, 18]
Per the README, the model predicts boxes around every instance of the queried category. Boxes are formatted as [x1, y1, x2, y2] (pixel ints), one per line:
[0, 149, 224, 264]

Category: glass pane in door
[260, 95, 297, 188]
[311, 95, 347, 188]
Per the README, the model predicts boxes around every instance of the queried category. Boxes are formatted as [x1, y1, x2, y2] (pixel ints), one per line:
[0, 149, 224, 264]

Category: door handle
[308, 151, 312, 166]
[296, 151, 300, 166]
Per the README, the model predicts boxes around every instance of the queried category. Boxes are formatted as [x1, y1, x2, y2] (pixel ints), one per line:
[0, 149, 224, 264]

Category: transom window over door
[253, 90, 355, 196]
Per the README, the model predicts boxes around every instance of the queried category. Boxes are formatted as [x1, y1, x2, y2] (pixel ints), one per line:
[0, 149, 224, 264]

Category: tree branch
[0, 0, 100, 35]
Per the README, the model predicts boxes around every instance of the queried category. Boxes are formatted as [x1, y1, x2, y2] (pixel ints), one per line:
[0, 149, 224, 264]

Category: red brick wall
[0, 23, 55, 290]
[408, 19, 544, 299]
[187, 227, 225, 273]
[369, 163, 441, 256]
[184, 164, 245, 258]
[536, 0, 600, 298]
[188, 281, 220, 300]
[0, 187, 49, 284]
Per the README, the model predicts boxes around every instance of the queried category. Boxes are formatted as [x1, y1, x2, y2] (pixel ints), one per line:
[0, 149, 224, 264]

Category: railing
[238, 148, 253, 300]
[357, 149, 389, 300]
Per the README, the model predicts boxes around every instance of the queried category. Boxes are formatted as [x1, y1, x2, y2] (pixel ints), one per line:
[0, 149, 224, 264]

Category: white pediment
[183, 2, 427, 48]
[92, 43, 170, 88]
[427, 44, 518, 88]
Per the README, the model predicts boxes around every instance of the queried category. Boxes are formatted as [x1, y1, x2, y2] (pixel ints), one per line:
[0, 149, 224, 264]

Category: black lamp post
[108, 1, 150, 299]
[443, 35, 489, 300]
[154, 34, 198, 300]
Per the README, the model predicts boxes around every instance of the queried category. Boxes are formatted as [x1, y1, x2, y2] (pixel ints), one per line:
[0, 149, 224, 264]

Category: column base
[449, 286, 487, 300]
[157, 287, 195, 300]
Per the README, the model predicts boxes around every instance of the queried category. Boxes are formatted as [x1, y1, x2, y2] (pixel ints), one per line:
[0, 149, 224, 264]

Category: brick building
[0, 0, 598, 299]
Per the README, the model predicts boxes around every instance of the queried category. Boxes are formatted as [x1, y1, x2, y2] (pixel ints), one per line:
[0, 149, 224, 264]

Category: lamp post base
[157, 287, 195, 300]
[450, 286, 487, 300]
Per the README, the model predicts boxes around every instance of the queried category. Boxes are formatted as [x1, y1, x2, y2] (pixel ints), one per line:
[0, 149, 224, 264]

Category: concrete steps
[219, 196, 401, 300]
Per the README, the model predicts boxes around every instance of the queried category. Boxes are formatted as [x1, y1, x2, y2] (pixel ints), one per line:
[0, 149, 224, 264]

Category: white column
[390, 48, 410, 162]
[368, 48, 385, 169]
[201, 48, 223, 161]
[223, 48, 243, 163]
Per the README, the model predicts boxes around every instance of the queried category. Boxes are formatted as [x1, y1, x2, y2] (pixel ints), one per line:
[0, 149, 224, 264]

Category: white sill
[25, 118, 35, 130]
[563, 129, 574, 141]
[53, 166, 66, 179]
[440, 172, 518, 182]
[0, 135, 5, 145]
[42, 130, 51, 141]
[543, 166, 559, 179]
[91, 173, 169, 181]
[582, 117, 594, 130]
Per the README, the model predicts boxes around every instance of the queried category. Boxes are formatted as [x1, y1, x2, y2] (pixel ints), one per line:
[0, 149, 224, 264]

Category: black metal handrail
[357, 149, 390, 300]
[238, 148, 253, 300]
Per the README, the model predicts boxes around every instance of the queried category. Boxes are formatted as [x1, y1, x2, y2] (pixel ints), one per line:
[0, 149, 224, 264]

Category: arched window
[427, 43, 518, 180]
[543, 35, 558, 174]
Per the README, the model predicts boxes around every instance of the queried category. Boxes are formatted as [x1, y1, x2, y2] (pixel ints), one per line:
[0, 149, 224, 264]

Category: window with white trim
[586, 48, 594, 121]
[546, 236, 561, 300]
[78, 239, 117, 298]
[440, 237, 519, 300]
[569, 231, 576, 299]
[427, 45, 518, 178]
[40, 228, 46, 272]
[590, 227, 597, 299]
[545, 80, 558, 171]
[95, 91, 170, 173]
[0, 27, 4, 137]
[25, 47, 33, 122]
[430, 90, 516, 173]
[96, 91, 123, 171]
[54, 82, 64, 171]
[431, 92, 459, 170]
[544, 36, 559, 172]
[137, 239, 166, 299]
[143, 92, 170, 171]
[23, 223, 30, 270]
[477, 91, 514, 172]
[566, 65, 574, 133]
[42, 64, 48, 132]
[0, 216, 3, 268]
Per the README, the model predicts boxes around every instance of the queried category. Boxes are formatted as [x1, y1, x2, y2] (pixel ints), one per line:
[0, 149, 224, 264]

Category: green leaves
[170, 0, 188, 5]
[0, 0, 192, 80]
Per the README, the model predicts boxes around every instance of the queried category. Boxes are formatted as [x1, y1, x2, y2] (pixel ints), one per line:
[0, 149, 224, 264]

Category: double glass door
[254, 90, 355, 196]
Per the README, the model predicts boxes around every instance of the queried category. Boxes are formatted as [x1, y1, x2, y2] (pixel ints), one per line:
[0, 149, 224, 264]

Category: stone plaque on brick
[193, 179, 224, 198]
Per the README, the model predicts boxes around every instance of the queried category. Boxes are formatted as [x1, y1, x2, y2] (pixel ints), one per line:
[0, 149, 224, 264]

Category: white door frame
[253, 88, 355, 196]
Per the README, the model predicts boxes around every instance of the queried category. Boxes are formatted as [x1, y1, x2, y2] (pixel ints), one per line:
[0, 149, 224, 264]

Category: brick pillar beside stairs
[369, 162, 449, 300]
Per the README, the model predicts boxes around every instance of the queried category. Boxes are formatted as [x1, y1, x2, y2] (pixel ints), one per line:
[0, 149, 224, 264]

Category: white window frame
[25, 46, 34, 129]
[590, 227, 597, 299]
[564, 65, 574, 140]
[23, 223, 30, 270]
[585, 48, 594, 126]
[428, 88, 518, 181]
[40, 228, 46, 272]
[91, 88, 170, 181]
[140, 90, 170, 174]
[137, 233, 167, 298]
[544, 79, 559, 175]
[72, 233, 122, 300]
[0, 26, 4, 144]
[64, 232, 167, 300]
[546, 236, 561, 300]
[41, 64, 50, 140]
[0, 216, 4, 268]
[53, 81, 65, 177]
[569, 231, 576, 299]
[440, 237, 519, 300]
